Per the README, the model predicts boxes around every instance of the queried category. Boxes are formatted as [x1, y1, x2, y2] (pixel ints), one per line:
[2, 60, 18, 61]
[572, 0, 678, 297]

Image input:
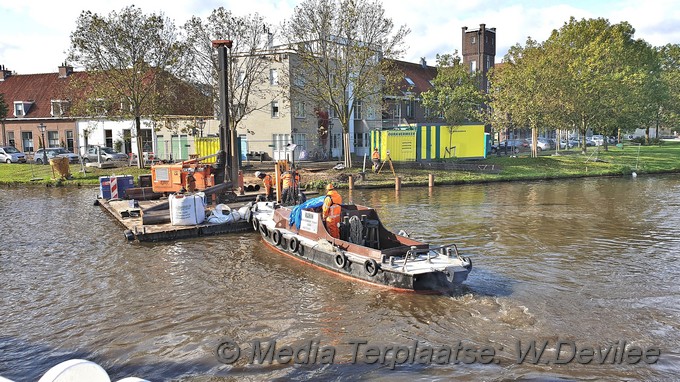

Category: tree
[422, 52, 487, 130]
[67, 6, 191, 168]
[281, 0, 409, 168]
[542, 18, 653, 153]
[0, 93, 8, 146]
[183, 8, 276, 133]
[487, 38, 552, 157]
[659, 44, 680, 136]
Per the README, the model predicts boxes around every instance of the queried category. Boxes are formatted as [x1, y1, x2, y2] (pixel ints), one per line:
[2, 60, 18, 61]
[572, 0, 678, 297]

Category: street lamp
[37, 123, 47, 165]
[197, 118, 205, 138]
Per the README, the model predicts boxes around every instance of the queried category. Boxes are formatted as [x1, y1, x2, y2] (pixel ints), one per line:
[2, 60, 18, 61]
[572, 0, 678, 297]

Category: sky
[1, 0, 679, 74]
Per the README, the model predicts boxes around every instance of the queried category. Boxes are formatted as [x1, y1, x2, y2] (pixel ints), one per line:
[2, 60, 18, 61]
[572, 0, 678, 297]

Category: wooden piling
[395, 176, 401, 191]
[348, 175, 354, 190]
[428, 173, 434, 188]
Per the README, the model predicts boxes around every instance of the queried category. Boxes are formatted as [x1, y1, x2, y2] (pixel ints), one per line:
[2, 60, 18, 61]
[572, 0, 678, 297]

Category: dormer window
[50, 100, 70, 117]
[405, 77, 415, 86]
[13, 101, 33, 117]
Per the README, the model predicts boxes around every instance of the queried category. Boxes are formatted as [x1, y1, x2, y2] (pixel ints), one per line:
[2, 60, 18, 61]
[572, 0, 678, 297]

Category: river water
[1, 175, 678, 381]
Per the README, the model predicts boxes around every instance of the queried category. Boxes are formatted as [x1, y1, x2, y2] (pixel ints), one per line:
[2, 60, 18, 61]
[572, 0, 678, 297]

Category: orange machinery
[151, 156, 215, 193]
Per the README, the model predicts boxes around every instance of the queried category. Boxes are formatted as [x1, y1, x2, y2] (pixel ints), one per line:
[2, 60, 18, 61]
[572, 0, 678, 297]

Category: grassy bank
[2, 141, 679, 188]
[0, 162, 151, 187]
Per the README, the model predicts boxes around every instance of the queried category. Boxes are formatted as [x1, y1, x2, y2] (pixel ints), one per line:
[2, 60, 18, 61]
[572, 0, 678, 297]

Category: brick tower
[461, 24, 496, 93]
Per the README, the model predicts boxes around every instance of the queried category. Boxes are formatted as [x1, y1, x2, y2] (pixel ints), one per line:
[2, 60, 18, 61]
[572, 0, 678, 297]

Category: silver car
[83, 146, 129, 162]
[0, 146, 27, 163]
[34, 148, 80, 164]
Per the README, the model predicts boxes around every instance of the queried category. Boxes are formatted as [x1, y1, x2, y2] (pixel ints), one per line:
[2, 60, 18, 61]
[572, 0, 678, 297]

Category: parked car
[591, 135, 605, 146]
[0, 146, 27, 163]
[492, 139, 528, 154]
[83, 146, 129, 162]
[527, 137, 552, 151]
[34, 148, 80, 164]
[559, 139, 577, 149]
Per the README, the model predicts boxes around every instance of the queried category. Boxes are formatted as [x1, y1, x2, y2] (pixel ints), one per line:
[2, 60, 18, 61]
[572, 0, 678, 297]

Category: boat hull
[256, 222, 471, 293]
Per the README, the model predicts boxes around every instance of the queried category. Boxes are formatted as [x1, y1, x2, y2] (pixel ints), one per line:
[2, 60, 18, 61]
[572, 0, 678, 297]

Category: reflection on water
[1, 175, 679, 380]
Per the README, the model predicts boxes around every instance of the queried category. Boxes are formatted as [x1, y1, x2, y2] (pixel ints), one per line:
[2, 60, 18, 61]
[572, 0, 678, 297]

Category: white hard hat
[255, 171, 262, 177]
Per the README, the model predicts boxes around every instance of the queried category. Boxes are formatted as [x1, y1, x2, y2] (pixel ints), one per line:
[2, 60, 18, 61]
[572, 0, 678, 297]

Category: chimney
[58, 62, 73, 78]
[0, 65, 11, 81]
[420, 57, 427, 68]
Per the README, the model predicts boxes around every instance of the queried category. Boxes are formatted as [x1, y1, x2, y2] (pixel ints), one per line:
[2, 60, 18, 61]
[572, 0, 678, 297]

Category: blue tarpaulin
[289, 195, 326, 229]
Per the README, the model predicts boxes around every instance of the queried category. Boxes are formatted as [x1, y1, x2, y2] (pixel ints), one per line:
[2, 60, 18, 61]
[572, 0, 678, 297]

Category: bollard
[395, 176, 401, 191]
[348, 175, 354, 190]
[428, 173, 434, 188]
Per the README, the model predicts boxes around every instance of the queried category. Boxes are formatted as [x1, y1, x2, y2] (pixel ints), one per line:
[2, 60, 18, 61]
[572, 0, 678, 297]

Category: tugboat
[249, 197, 472, 293]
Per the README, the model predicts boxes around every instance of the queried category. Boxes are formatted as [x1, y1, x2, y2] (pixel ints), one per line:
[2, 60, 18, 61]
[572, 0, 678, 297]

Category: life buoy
[252, 218, 260, 231]
[334, 253, 346, 268]
[272, 229, 282, 246]
[364, 259, 379, 277]
[289, 236, 300, 253]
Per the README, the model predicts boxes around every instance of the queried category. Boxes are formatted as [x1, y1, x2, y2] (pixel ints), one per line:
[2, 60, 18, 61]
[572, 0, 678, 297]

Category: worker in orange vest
[255, 171, 273, 201]
[372, 147, 380, 173]
[281, 168, 303, 205]
[322, 183, 343, 238]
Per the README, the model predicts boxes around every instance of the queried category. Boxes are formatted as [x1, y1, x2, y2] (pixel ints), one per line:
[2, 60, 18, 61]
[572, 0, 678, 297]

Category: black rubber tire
[289, 236, 300, 253]
[272, 229, 282, 246]
[252, 218, 260, 232]
[36, 158, 43, 164]
[334, 253, 346, 269]
[260, 224, 268, 237]
[83, 158, 89, 163]
[364, 259, 379, 277]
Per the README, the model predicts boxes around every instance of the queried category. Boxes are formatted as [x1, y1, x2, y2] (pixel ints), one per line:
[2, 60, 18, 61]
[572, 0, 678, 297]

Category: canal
[1, 175, 678, 380]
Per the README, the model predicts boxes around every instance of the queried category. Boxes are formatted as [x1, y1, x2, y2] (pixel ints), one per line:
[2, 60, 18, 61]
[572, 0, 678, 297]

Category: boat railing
[400, 244, 461, 271]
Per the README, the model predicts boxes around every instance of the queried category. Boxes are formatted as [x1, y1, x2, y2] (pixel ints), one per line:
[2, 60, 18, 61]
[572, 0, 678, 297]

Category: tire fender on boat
[260, 224, 269, 238]
[364, 258, 379, 277]
[252, 217, 260, 232]
[272, 229, 282, 246]
[289, 236, 300, 253]
[334, 253, 347, 269]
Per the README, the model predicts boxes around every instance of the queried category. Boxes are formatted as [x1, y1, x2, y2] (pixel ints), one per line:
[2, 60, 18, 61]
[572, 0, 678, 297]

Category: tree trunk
[531, 127, 538, 158]
[135, 116, 145, 169]
[1, 121, 6, 146]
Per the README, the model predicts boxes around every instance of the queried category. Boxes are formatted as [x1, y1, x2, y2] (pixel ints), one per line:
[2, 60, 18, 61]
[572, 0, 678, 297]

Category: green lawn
[0, 162, 152, 186]
[2, 142, 679, 188]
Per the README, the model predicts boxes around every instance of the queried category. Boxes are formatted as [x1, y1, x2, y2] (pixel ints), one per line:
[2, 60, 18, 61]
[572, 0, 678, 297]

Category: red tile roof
[0, 68, 212, 119]
[0, 71, 80, 119]
[389, 59, 437, 96]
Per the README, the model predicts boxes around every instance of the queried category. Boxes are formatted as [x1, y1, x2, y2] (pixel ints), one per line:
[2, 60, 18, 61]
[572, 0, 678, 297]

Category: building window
[486, 56, 492, 71]
[14, 102, 25, 117]
[140, 129, 153, 152]
[270, 69, 278, 85]
[354, 99, 362, 120]
[66, 131, 74, 152]
[271, 101, 279, 118]
[353, 132, 368, 148]
[405, 77, 415, 86]
[470, 36, 476, 44]
[237, 71, 245, 85]
[7, 131, 15, 147]
[273, 133, 291, 151]
[22, 131, 33, 152]
[470, 60, 477, 73]
[48, 131, 59, 148]
[395, 103, 402, 119]
[51, 100, 70, 117]
[294, 102, 305, 118]
[406, 99, 415, 118]
[292, 133, 306, 151]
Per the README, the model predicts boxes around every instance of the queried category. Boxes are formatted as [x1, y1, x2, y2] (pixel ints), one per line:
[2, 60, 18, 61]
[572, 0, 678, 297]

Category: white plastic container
[169, 193, 206, 226]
